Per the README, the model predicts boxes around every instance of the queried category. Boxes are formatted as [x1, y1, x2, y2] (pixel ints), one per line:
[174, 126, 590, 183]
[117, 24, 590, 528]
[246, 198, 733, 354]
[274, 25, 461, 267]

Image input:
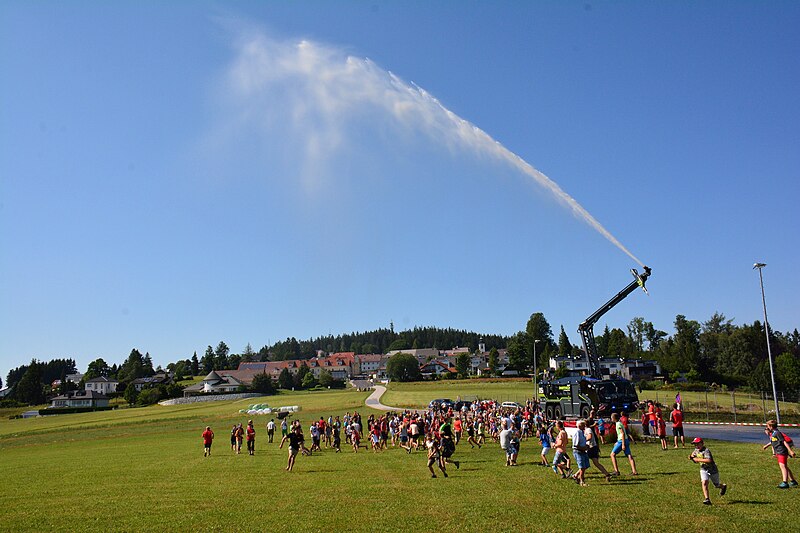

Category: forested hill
[267, 326, 509, 361]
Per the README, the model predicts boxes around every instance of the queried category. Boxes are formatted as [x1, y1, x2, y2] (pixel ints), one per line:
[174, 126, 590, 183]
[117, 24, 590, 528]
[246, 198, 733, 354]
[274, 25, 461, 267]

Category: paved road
[681, 423, 798, 444]
[365, 385, 399, 411]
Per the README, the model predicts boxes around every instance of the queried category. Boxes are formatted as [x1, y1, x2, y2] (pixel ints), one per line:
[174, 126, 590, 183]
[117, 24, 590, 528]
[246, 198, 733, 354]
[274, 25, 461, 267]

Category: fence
[640, 388, 800, 424]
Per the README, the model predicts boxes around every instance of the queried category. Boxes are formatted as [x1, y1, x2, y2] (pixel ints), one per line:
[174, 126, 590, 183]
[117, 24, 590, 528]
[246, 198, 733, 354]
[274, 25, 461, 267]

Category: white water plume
[225, 33, 645, 267]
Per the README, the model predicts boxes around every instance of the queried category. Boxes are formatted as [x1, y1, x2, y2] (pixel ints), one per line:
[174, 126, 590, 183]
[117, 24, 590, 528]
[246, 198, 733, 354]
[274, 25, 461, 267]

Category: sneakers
[610, 471, 621, 477]
[455, 461, 460, 470]
[552, 465, 559, 474]
[443, 471, 448, 478]
[719, 484, 727, 496]
[790, 480, 798, 487]
[778, 481, 791, 489]
[702, 498, 712, 505]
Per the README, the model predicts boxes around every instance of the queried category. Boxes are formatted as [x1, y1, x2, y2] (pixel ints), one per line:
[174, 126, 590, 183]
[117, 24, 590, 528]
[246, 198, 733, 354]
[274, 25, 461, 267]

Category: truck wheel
[554, 406, 562, 420]
[581, 406, 591, 419]
[546, 405, 554, 419]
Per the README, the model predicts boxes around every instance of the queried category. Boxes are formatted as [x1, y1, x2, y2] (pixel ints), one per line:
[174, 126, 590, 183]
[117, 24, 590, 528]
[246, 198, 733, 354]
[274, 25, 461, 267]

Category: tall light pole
[533, 339, 542, 403]
[754, 262, 781, 424]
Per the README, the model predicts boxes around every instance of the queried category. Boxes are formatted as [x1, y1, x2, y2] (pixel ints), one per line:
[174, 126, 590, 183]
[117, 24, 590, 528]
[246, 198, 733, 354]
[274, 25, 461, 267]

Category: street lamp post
[753, 262, 781, 424]
[533, 339, 542, 403]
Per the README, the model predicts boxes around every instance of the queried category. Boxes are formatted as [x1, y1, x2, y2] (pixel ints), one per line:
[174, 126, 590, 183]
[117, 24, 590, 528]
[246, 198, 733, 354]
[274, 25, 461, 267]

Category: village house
[548, 355, 662, 380]
[85, 376, 119, 394]
[50, 390, 110, 409]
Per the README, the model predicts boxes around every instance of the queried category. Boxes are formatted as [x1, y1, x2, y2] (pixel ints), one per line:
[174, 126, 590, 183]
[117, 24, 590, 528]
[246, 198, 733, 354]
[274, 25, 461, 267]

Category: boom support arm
[579, 266, 651, 378]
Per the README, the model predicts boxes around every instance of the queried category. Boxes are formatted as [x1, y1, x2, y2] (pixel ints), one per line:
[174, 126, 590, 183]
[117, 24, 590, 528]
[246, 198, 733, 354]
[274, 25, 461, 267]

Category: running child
[426, 432, 447, 478]
[762, 419, 797, 488]
[689, 437, 727, 505]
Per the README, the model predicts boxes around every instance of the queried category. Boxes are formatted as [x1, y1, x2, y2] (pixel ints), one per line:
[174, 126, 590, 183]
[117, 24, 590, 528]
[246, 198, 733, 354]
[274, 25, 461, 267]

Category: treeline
[4, 359, 77, 405]
[268, 326, 509, 361]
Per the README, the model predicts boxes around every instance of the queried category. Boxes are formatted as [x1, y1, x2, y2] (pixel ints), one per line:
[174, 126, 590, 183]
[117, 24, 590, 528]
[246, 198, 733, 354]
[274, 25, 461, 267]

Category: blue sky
[2, 1, 798, 379]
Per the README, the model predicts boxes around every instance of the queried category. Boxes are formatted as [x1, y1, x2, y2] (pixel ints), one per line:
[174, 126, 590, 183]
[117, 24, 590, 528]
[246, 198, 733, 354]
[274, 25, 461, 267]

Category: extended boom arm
[579, 266, 651, 378]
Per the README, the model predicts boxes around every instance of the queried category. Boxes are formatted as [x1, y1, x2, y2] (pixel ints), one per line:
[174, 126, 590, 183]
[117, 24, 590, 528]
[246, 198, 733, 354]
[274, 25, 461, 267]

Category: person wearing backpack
[762, 419, 797, 488]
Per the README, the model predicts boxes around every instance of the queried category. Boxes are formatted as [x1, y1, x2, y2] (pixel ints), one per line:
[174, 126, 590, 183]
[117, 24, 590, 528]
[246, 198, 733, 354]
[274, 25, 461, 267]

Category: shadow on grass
[726, 500, 770, 505]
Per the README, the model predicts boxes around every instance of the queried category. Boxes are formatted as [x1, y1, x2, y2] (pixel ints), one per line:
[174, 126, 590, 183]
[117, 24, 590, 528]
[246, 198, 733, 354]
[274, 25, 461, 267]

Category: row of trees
[502, 311, 800, 393]
[7, 312, 800, 405]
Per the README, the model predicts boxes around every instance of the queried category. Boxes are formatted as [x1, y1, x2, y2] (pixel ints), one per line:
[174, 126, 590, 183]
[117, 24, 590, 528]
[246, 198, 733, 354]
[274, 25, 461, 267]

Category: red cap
[692, 437, 703, 444]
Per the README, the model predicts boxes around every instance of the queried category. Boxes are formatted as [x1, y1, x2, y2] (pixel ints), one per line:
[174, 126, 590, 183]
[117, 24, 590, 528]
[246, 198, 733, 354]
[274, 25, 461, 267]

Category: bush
[137, 388, 162, 406]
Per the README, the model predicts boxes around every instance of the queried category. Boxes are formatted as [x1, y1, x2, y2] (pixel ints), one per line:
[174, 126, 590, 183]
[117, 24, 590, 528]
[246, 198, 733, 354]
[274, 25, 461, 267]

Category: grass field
[1, 384, 798, 532]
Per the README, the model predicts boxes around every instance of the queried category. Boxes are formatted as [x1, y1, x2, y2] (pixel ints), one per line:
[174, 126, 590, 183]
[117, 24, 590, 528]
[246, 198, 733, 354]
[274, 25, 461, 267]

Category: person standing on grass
[762, 419, 797, 488]
[657, 412, 668, 451]
[230, 424, 238, 453]
[597, 416, 607, 445]
[235, 423, 244, 454]
[281, 417, 288, 440]
[267, 419, 276, 444]
[351, 423, 361, 453]
[279, 426, 304, 472]
[246, 420, 256, 456]
[538, 424, 552, 466]
[609, 412, 638, 476]
[689, 437, 727, 505]
[670, 403, 685, 448]
[332, 423, 341, 453]
[499, 419, 513, 466]
[453, 416, 463, 445]
[202, 426, 214, 457]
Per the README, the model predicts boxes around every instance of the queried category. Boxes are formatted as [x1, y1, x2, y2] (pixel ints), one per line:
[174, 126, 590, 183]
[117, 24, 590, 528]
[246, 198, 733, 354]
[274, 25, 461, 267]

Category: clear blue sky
[2, 1, 798, 379]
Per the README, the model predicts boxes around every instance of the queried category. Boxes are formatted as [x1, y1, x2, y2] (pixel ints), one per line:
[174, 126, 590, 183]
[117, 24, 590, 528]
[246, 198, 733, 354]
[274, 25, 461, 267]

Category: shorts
[204, 443, 212, 449]
[575, 451, 590, 470]
[776, 453, 789, 465]
[506, 444, 517, 457]
[289, 446, 299, 456]
[700, 469, 720, 485]
[427, 455, 439, 467]
[400, 435, 408, 443]
[672, 426, 684, 437]
[541, 446, 551, 456]
[611, 440, 631, 457]
[553, 450, 567, 466]
[587, 446, 600, 459]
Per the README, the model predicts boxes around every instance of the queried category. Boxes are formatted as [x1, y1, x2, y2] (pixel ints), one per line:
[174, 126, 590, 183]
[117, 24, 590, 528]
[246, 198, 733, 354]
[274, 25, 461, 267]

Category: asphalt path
[681, 423, 798, 444]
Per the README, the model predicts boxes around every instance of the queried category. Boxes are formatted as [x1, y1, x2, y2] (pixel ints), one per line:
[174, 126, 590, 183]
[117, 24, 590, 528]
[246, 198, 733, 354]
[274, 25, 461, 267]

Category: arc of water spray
[406, 80, 646, 268]
[227, 35, 646, 268]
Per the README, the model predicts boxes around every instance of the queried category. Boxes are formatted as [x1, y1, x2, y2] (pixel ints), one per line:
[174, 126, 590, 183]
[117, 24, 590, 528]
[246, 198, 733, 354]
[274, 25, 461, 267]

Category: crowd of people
[200, 396, 797, 503]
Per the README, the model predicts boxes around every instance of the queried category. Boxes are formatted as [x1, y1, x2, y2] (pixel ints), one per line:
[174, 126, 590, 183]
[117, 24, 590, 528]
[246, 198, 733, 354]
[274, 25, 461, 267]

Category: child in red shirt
[656, 412, 668, 450]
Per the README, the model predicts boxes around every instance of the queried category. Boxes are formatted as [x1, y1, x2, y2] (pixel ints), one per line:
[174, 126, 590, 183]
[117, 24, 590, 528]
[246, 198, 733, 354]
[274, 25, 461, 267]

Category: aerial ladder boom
[578, 266, 651, 378]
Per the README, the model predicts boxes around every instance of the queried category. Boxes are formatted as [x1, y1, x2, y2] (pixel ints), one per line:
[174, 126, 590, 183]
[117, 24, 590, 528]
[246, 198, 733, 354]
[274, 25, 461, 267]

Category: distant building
[50, 390, 110, 409]
[130, 372, 173, 392]
[85, 376, 119, 394]
[182, 371, 245, 396]
[549, 355, 661, 380]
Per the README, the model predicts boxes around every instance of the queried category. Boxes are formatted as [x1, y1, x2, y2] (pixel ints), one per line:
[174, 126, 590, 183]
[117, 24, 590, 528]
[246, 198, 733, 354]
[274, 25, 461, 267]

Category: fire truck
[538, 267, 651, 418]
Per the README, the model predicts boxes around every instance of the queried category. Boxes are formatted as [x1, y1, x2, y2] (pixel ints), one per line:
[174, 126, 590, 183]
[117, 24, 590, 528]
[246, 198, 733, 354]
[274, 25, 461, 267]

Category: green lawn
[1, 385, 797, 532]
[381, 378, 534, 408]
